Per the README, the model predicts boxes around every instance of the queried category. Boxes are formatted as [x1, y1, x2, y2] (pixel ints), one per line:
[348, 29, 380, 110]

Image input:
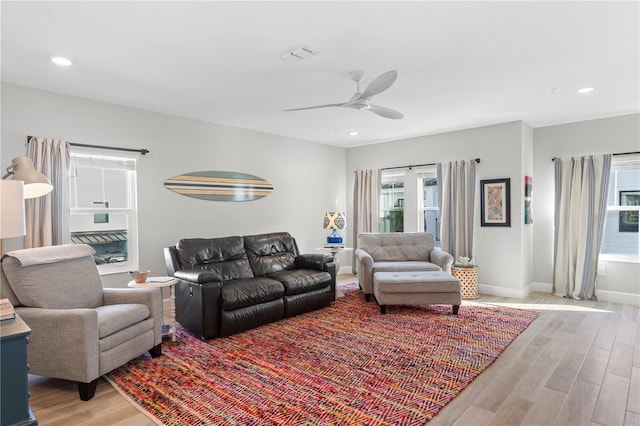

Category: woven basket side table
[451, 265, 479, 299]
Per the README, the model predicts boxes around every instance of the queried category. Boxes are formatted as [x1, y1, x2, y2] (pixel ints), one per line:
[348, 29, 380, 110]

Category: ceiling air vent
[280, 46, 319, 62]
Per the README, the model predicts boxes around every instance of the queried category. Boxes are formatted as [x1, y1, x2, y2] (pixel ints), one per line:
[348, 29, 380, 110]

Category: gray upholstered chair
[355, 232, 454, 301]
[0, 244, 162, 401]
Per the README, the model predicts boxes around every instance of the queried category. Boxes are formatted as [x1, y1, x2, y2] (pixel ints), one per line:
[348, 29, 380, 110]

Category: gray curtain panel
[352, 169, 380, 274]
[437, 159, 477, 261]
[553, 154, 612, 300]
[25, 136, 71, 248]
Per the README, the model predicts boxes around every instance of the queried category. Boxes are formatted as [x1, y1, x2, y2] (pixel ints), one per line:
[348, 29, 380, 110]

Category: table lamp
[3, 156, 53, 199]
[0, 180, 26, 254]
[323, 211, 346, 245]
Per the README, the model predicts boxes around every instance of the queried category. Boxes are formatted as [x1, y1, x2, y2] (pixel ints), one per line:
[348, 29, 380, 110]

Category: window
[417, 167, 441, 247]
[378, 167, 441, 244]
[69, 151, 139, 274]
[379, 170, 405, 232]
[600, 155, 640, 262]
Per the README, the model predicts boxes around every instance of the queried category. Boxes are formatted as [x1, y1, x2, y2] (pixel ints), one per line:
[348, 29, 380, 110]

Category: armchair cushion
[2, 246, 103, 309]
[95, 304, 150, 338]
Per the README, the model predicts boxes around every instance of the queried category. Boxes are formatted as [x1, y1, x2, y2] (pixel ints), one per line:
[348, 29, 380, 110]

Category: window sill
[599, 254, 640, 264]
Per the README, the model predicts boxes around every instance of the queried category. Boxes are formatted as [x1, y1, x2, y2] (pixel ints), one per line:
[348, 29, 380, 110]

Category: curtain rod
[379, 157, 481, 172]
[27, 136, 149, 155]
[551, 151, 639, 161]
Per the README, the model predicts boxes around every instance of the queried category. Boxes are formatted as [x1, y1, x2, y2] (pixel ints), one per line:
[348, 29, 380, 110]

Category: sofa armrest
[295, 253, 333, 271]
[16, 307, 99, 383]
[175, 269, 222, 284]
[103, 287, 163, 345]
[430, 248, 454, 273]
[355, 248, 375, 295]
[172, 270, 224, 339]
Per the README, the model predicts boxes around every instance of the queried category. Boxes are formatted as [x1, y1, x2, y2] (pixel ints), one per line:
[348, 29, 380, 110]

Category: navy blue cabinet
[1, 314, 37, 426]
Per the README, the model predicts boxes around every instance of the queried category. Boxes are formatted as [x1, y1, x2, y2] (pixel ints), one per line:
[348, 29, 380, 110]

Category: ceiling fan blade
[359, 70, 398, 99]
[283, 103, 345, 112]
[369, 104, 404, 119]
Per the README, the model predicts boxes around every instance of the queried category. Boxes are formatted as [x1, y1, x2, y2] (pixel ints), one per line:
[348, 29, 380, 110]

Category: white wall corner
[477, 283, 531, 299]
[531, 281, 553, 293]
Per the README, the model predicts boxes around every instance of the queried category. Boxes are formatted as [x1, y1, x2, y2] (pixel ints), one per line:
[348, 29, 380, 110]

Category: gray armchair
[355, 232, 454, 301]
[1, 244, 162, 401]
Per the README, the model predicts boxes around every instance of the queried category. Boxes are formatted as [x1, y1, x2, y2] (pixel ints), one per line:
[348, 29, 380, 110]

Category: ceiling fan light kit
[284, 70, 404, 119]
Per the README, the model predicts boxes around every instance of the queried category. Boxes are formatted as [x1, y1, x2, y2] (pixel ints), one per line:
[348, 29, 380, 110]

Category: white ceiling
[2, 1, 638, 148]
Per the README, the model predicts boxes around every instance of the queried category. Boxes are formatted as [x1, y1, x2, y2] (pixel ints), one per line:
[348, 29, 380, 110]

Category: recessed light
[51, 56, 72, 66]
[349, 131, 359, 136]
[577, 87, 594, 94]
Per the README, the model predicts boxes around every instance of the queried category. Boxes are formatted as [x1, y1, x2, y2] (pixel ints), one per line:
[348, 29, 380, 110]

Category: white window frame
[599, 155, 640, 263]
[69, 149, 140, 275]
[416, 166, 439, 239]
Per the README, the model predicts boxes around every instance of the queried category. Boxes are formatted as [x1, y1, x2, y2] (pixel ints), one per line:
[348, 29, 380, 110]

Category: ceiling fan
[284, 70, 404, 119]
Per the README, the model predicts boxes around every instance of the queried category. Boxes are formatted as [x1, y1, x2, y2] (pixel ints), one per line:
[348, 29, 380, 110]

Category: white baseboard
[337, 266, 353, 276]
[476, 283, 530, 299]
[591, 289, 640, 306]
[482, 281, 640, 306]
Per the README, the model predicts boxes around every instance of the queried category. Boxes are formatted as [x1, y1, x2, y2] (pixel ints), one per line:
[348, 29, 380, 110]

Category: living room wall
[346, 121, 532, 297]
[532, 114, 640, 304]
[346, 114, 640, 304]
[1, 83, 346, 288]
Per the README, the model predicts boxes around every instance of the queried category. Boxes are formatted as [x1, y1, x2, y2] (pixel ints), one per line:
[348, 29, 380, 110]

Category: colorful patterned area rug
[106, 286, 538, 425]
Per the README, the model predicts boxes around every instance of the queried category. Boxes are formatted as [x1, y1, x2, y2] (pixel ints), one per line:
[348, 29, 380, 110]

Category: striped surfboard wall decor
[164, 171, 273, 202]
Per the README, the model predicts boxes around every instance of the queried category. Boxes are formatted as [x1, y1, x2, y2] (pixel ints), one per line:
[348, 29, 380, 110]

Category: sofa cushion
[373, 261, 442, 273]
[222, 277, 284, 310]
[177, 237, 254, 280]
[268, 269, 332, 296]
[244, 232, 298, 277]
[95, 304, 150, 338]
[1, 254, 104, 309]
[358, 232, 434, 262]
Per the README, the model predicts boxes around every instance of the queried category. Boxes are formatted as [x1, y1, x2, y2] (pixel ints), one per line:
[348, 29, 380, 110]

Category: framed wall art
[480, 178, 511, 227]
[524, 176, 533, 225]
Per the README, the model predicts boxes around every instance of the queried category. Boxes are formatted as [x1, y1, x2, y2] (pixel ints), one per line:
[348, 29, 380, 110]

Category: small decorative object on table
[128, 276, 179, 342]
[129, 269, 150, 283]
[451, 257, 479, 300]
[323, 211, 346, 244]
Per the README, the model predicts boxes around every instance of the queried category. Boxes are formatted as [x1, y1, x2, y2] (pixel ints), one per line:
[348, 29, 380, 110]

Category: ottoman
[373, 271, 461, 314]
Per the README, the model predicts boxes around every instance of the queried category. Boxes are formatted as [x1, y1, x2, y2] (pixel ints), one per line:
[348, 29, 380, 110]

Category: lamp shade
[0, 180, 26, 239]
[4, 156, 53, 199]
[323, 211, 346, 230]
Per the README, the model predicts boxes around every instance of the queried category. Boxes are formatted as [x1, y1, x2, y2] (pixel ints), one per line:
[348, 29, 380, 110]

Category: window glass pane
[601, 162, 640, 260]
[70, 213, 129, 264]
[103, 168, 130, 208]
[72, 166, 104, 208]
[601, 210, 639, 257]
[420, 175, 441, 246]
[422, 177, 438, 208]
[380, 171, 404, 232]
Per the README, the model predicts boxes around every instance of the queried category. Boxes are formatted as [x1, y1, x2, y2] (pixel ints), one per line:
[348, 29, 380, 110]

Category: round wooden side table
[128, 277, 178, 342]
[451, 265, 479, 299]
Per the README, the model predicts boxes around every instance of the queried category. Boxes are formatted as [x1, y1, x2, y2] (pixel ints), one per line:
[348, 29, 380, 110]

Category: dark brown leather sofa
[164, 232, 336, 339]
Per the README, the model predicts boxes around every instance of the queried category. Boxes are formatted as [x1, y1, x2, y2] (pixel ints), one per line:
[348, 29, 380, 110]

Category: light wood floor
[28, 274, 640, 425]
